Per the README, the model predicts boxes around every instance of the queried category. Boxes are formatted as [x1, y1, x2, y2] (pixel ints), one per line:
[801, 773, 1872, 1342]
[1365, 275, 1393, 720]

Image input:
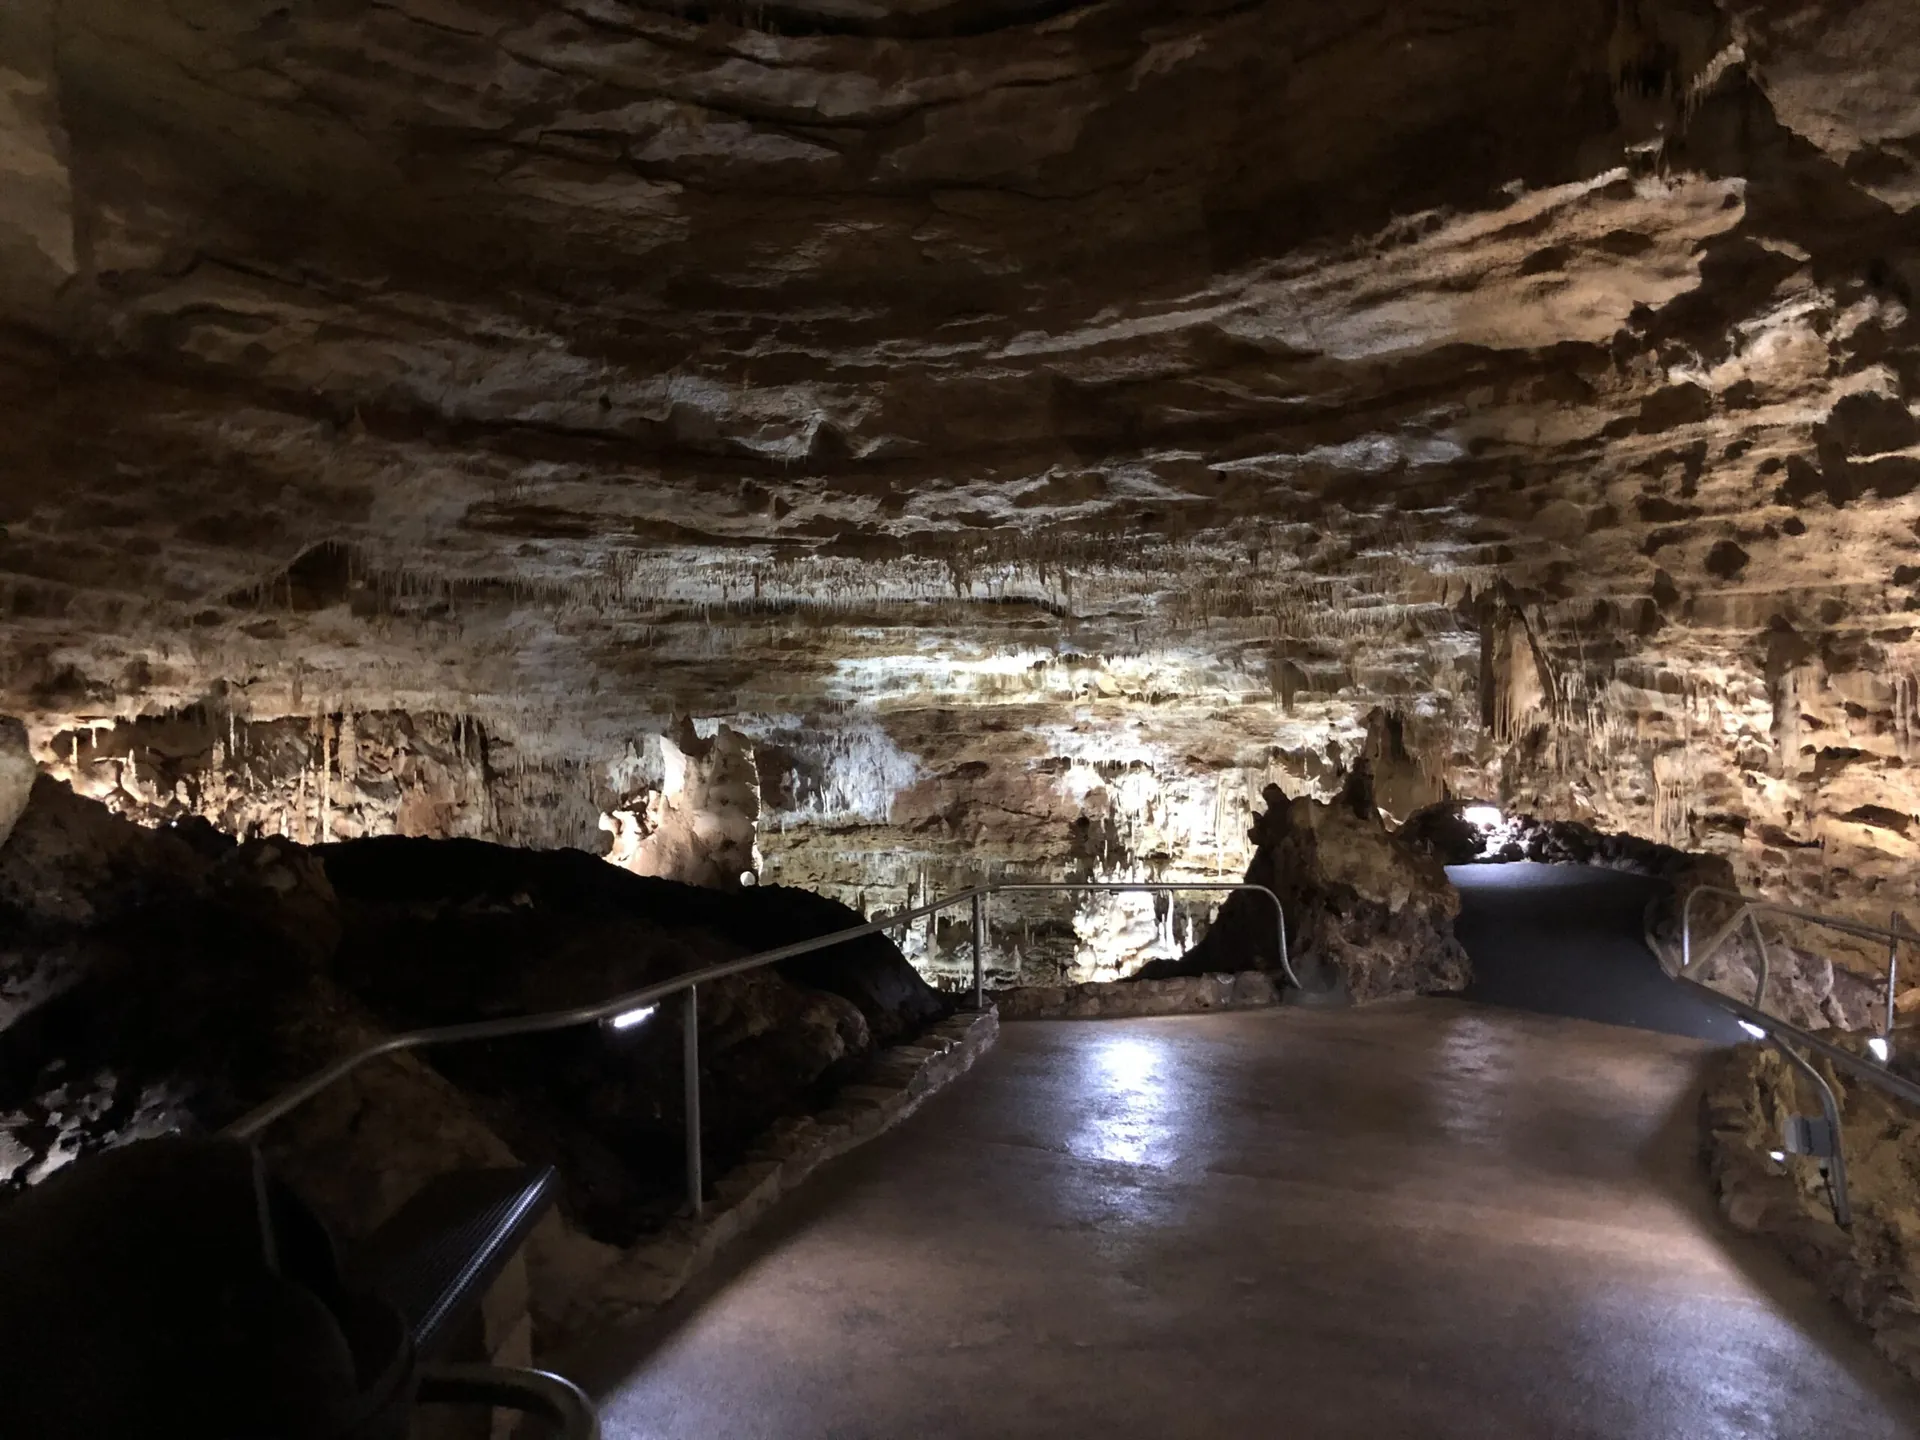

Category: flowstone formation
[600, 720, 761, 888]
[6, 4, 1920, 982]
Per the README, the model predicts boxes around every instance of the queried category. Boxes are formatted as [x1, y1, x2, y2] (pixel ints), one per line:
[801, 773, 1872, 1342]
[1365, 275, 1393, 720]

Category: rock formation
[0, 718, 35, 850]
[600, 720, 761, 887]
[0, 776, 949, 1260]
[1703, 1037, 1920, 1380]
[1157, 768, 1471, 1003]
[4, 6, 1920, 988]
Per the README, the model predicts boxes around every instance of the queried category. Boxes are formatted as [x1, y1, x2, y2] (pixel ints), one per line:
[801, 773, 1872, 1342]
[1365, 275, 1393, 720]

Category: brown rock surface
[1703, 1038, 1920, 1380]
[4, 6, 1920, 988]
[1161, 768, 1471, 1002]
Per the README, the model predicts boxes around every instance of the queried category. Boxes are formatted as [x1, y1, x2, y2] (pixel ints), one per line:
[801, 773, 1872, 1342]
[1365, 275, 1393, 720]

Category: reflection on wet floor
[1068, 1033, 1179, 1169]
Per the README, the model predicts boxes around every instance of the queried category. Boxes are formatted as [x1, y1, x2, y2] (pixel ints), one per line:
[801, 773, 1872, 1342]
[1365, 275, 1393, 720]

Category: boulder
[0, 717, 34, 851]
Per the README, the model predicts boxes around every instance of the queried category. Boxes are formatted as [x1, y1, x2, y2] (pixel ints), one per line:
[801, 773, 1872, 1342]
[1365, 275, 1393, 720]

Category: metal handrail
[226, 885, 993, 1143]
[417, 1363, 600, 1439]
[1678, 885, 1920, 1227]
[226, 878, 1294, 1218]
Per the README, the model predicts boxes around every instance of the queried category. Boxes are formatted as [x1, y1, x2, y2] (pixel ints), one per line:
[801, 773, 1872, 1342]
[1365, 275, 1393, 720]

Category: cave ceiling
[4, 0, 1920, 934]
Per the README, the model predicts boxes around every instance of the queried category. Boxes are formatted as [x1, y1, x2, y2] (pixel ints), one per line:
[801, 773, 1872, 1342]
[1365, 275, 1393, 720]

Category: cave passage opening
[1401, 799, 1754, 1041]
[1448, 859, 1750, 1042]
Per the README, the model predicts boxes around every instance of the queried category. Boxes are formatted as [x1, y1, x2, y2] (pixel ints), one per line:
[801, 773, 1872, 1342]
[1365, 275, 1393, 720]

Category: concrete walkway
[584, 1003, 1920, 1438]
[1450, 861, 1750, 1044]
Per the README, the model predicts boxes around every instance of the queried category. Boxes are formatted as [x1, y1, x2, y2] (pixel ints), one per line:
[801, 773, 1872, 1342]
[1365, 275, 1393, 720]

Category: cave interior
[6, 0, 1920, 1433]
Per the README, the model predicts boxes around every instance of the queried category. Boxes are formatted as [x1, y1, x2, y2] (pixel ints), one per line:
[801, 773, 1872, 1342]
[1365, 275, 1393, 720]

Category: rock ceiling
[5, 0, 1920, 975]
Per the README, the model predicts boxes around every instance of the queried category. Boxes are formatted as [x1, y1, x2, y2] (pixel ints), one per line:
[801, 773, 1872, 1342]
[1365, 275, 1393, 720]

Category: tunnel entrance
[1447, 862, 1749, 1043]
[1400, 797, 1884, 1041]
[1397, 801, 1751, 1043]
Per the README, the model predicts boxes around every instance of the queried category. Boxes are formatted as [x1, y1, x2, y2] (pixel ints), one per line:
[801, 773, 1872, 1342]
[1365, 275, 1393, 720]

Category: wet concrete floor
[585, 1001, 1920, 1438]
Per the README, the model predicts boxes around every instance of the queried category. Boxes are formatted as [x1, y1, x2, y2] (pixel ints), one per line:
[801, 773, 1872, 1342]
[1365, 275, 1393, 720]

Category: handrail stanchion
[972, 889, 986, 1011]
[1747, 909, 1773, 1014]
[1672, 883, 1920, 1228]
[1778, 1034, 1851, 1227]
[1888, 912, 1902, 1046]
[684, 985, 702, 1222]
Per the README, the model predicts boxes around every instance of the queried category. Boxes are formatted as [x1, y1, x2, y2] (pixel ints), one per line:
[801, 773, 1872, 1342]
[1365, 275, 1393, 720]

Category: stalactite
[319, 714, 332, 844]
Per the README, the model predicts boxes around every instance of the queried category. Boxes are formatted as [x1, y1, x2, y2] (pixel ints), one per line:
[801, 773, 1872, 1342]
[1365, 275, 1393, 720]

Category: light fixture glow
[1738, 1020, 1767, 1040]
[1869, 1037, 1891, 1063]
[1769, 1150, 1787, 1164]
[1462, 805, 1502, 828]
[609, 1005, 657, 1030]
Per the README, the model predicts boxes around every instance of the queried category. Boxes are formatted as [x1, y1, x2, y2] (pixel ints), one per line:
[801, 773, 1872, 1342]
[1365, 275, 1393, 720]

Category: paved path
[1449, 861, 1750, 1043]
[583, 1001, 1920, 1438]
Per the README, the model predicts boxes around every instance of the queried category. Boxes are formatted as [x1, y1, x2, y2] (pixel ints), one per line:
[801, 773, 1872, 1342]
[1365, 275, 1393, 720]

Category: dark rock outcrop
[0, 779, 947, 1252]
[317, 834, 950, 1240]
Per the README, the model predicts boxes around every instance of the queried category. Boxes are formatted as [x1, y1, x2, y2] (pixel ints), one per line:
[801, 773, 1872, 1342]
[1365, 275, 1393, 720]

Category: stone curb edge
[995, 970, 1281, 1020]
[568, 1005, 1000, 1328]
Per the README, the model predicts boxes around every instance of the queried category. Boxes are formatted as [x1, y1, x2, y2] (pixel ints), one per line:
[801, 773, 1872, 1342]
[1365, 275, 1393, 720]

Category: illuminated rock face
[5, 4, 1920, 983]
[601, 721, 761, 889]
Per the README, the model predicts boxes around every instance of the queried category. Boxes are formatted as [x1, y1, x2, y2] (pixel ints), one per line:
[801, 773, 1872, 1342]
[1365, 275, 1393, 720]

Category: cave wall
[4, 2, 1920, 985]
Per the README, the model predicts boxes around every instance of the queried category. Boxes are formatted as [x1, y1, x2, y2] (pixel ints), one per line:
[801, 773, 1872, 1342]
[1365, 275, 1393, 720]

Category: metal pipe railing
[1767, 1024, 1852, 1227]
[225, 886, 997, 1146]
[1671, 970, 1920, 1109]
[1679, 885, 1920, 1227]
[1681, 885, 1914, 963]
[417, 1364, 600, 1440]
[227, 878, 1294, 1221]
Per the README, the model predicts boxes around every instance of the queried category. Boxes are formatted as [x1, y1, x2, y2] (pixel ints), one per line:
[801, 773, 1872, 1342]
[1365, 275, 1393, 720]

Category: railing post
[1888, 912, 1903, 1043]
[972, 889, 986, 1010]
[1772, 1035, 1852, 1228]
[684, 984, 703, 1223]
[1745, 908, 1772, 1011]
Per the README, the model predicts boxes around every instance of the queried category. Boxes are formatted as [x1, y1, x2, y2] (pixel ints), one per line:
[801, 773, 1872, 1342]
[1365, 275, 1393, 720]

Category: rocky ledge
[1702, 1038, 1920, 1380]
[996, 971, 1282, 1022]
